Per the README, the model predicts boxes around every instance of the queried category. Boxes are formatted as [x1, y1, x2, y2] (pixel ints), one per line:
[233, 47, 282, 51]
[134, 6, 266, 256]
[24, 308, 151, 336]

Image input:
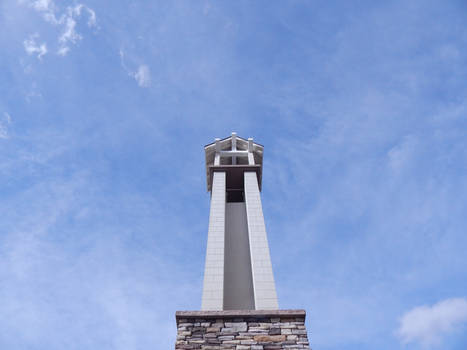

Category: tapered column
[244, 172, 279, 310]
[201, 172, 226, 310]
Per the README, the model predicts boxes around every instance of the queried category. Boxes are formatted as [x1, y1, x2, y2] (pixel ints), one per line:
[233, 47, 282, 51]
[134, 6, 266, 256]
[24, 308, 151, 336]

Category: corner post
[201, 171, 226, 310]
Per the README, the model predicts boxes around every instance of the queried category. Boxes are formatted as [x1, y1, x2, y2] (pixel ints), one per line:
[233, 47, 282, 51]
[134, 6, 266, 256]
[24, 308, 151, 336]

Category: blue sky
[1, 1, 467, 349]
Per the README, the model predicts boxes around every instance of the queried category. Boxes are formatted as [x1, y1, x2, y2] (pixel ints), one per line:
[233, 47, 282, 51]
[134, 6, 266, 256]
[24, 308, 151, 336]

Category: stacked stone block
[175, 310, 311, 350]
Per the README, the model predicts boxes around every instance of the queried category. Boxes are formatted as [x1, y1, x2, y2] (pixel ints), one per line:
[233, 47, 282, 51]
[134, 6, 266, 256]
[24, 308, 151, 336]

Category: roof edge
[204, 135, 264, 148]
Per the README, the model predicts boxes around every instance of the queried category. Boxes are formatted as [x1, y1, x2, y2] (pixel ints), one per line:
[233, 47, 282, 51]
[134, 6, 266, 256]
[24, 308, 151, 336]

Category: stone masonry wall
[175, 310, 311, 350]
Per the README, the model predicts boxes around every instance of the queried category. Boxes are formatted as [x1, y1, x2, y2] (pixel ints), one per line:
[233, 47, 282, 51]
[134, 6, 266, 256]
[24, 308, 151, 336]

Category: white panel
[201, 172, 226, 310]
[244, 172, 279, 310]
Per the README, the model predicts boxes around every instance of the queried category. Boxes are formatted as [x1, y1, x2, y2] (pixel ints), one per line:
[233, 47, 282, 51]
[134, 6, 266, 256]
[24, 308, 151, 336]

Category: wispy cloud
[397, 298, 467, 347]
[0, 112, 12, 139]
[3, 1, 467, 349]
[0, 166, 196, 349]
[23, 33, 47, 59]
[19, 0, 97, 56]
[73, 4, 96, 27]
[27, 0, 53, 12]
[57, 5, 97, 56]
[119, 49, 151, 88]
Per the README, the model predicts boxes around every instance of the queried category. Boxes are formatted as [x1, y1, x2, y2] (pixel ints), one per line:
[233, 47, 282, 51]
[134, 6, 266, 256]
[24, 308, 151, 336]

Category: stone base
[175, 309, 311, 350]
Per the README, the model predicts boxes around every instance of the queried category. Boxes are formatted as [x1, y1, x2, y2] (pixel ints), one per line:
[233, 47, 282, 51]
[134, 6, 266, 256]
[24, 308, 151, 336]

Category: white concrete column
[231, 132, 237, 165]
[244, 172, 279, 310]
[201, 172, 226, 310]
[247, 138, 255, 165]
[214, 138, 221, 166]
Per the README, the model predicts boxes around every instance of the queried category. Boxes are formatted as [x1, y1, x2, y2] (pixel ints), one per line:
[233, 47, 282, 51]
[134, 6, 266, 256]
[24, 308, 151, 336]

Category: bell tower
[174, 133, 311, 350]
[201, 132, 278, 310]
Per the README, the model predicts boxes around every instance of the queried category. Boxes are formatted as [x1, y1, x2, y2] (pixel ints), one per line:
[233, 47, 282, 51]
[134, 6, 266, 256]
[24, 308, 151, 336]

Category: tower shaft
[201, 134, 278, 310]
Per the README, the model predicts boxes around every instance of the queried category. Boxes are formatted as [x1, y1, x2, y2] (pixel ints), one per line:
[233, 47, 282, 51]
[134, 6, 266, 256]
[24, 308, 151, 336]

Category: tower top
[204, 132, 264, 192]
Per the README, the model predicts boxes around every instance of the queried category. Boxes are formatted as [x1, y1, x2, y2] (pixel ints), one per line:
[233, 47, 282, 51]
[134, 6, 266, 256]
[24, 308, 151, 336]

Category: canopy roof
[204, 134, 264, 191]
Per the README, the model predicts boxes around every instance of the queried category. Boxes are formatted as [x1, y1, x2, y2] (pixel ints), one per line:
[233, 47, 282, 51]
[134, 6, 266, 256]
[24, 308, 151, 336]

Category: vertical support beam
[248, 138, 254, 152]
[247, 138, 255, 165]
[201, 172, 226, 310]
[214, 138, 221, 166]
[244, 172, 279, 310]
[231, 132, 237, 165]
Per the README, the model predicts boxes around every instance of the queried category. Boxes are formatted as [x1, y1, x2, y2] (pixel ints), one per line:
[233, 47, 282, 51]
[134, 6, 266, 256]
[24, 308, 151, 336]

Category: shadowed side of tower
[175, 133, 311, 350]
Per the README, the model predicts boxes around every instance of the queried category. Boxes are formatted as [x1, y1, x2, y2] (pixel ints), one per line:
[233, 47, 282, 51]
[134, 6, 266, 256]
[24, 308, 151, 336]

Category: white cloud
[29, 0, 53, 12]
[21, 0, 59, 24]
[0, 112, 12, 139]
[397, 298, 467, 347]
[20, 0, 97, 56]
[57, 46, 70, 56]
[23, 34, 47, 59]
[133, 65, 151, 88]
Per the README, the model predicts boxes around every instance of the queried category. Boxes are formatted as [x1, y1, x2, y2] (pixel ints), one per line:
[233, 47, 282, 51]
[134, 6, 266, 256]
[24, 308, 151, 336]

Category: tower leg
[201, 172, 226, 310]
[244, 172, 279, 310]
